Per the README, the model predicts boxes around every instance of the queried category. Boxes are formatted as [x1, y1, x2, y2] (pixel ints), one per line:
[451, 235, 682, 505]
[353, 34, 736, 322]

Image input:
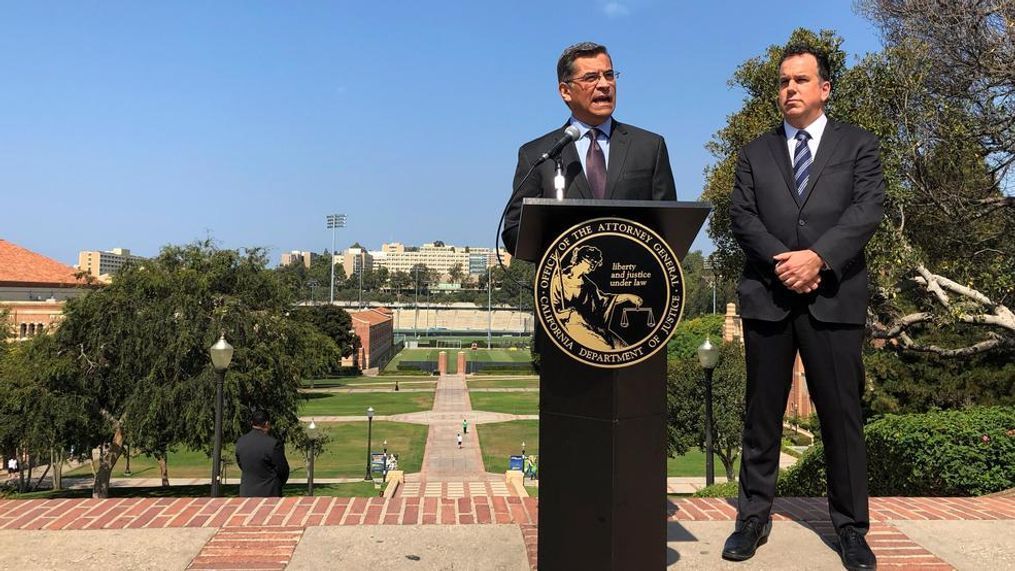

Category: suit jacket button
[798, 219, 806, 226]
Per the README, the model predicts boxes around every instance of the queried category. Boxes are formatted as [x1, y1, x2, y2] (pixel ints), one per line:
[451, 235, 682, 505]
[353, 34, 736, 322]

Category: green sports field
[385, 348, 532, 374]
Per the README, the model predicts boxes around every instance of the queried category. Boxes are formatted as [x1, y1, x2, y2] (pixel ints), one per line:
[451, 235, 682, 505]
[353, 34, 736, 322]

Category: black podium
[515, 198, 710, 570]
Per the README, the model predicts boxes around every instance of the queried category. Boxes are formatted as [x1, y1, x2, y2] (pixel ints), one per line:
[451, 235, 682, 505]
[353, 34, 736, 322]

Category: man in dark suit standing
[235, 410, 290, 497]
[724, 45, 884, 571]
[501, 41, 676, 254]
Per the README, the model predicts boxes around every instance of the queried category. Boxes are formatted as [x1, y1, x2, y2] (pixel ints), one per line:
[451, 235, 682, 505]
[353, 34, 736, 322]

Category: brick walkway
[2, 496, 1012, 569]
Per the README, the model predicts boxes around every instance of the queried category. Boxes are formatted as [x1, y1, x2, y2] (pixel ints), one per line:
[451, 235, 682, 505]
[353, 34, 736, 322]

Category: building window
[20, 323, 27, 338]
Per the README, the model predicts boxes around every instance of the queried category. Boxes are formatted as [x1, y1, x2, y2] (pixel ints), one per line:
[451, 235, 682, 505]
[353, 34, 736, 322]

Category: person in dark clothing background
[235, 409, 290, 497]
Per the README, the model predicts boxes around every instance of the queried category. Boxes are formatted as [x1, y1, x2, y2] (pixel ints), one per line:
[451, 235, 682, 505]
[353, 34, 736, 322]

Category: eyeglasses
[566, 70, 620, 85]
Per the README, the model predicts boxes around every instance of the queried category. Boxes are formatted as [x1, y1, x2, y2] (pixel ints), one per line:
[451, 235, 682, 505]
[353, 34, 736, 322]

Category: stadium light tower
[327, 214, 347, 304]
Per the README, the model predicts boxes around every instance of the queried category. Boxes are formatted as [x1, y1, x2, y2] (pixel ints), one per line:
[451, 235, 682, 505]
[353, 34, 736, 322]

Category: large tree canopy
[13, 241, 342, 497]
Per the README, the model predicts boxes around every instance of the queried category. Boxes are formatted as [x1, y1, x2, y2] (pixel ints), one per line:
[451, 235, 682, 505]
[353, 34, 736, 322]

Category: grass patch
[63, 422, 427, 481]
[5, 481, 381, 500]
[467, 378, 539, 389]
[65, 447, 226, 479]
[477, 420, 538, 474]
[667, 450, 739, 478]
[290, 421, 428, 478]
[469, 392, 538, 415]
[299, 391, 434, 417]
[302, 376, 438, 388]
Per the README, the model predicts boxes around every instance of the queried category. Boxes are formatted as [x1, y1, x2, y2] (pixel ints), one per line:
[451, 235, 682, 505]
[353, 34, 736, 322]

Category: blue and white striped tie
[793, 130, 812, 196]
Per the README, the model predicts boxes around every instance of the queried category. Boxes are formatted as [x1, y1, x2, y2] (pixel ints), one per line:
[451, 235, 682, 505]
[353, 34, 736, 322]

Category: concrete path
[415, 375, 487, 483]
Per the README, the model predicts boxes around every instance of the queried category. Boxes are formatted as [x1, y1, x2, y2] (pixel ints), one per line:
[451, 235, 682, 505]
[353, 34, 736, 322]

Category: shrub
[692, 480, 739, 498]
[864, 406, 1015, 496]
[778, 407, 1015, 497]
[777, 445, 827, 497]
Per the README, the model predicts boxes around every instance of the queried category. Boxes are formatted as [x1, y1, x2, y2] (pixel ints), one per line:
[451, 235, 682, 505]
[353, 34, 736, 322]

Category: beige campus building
[77, 248, 146, 280]
[365, 242, 511, 281]
[279, 250, 320, 268]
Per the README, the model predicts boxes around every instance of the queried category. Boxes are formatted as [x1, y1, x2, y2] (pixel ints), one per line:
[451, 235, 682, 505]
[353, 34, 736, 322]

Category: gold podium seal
[534, 217, 685, 368]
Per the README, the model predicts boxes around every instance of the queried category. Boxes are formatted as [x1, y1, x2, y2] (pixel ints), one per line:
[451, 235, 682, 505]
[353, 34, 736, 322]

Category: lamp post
[209, 334, 234, 497]
[123, 443, 131, 477]
[487, 265, 492, 349]
[703, 258, 717, 314]
[364, 406, 375, 481]
[521, 441, 526, 456]
[696, 336, 720, 487]
[326, 214, 347, 305]
[382, 439, 389, 482]
[307, 419, 318, 496]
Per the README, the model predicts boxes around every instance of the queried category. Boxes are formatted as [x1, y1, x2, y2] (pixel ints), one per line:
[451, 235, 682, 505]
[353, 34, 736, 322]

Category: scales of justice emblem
[535, 218, 685, 368]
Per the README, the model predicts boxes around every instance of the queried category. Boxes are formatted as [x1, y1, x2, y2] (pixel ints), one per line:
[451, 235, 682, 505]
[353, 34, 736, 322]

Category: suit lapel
[799, 119, 842, 208]
[765, 125, 800, 206]
[605, 119, 629, 199]
[561, 141, 592, 198]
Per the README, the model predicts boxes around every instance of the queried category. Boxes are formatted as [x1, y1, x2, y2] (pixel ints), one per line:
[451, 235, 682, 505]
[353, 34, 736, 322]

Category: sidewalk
[0, 496, 1011, 569]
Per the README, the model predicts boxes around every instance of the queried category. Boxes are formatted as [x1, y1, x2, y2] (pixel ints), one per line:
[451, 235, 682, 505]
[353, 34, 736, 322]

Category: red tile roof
[0, 239, 85, 287]
[351, 309, 392, 325]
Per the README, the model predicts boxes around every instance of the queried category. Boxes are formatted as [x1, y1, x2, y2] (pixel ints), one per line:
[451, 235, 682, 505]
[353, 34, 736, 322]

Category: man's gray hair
[557, 42, 609, 83]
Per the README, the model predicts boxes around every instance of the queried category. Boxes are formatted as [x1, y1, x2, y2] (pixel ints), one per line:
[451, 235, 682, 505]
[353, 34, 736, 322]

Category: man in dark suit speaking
[501, 41, 676, 254]
[235, 410, 290, 497]
[724, 45, 884, 571]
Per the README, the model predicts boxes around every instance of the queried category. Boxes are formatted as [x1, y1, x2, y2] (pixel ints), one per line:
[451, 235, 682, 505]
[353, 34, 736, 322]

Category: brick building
[722, 302, 814, 419]
[1, 239, 89, 340]
[343, 307, 395, 372]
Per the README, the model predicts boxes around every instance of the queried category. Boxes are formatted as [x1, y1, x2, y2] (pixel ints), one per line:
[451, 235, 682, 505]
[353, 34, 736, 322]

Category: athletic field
[385, 348, 531, 373]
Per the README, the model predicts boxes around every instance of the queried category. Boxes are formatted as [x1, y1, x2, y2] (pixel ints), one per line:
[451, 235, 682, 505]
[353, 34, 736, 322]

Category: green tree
[667, 341, 747, 480]
[290, 305, 358, 360]
[43, 241, 340, 497]
[448, 263, 466, 286]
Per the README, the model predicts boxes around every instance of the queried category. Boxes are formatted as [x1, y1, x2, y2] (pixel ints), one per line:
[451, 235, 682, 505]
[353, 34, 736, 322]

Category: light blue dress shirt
[569, 117, 613, 174]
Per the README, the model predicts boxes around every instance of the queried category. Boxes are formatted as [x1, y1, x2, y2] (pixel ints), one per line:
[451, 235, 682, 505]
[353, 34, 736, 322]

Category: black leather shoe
[722, 518, 772, 561]
[838, 526, 877, 570]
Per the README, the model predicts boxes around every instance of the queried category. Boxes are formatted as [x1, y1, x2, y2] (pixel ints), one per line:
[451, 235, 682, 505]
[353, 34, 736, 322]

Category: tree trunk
[718, 449, 737, 482]
[157, 454, 170, 487]
[93, 425, 125, 499]
[51, 449, 63, 491]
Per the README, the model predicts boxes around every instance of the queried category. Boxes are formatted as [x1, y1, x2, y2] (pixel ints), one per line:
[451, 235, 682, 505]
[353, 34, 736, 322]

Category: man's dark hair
[251, 409, 270, 427]
[779, 44, 831, 83]
[557, 42, 609, 83]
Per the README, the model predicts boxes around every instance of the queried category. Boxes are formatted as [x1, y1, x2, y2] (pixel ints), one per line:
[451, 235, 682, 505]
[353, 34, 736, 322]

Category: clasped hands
[773, 250, 824, 294]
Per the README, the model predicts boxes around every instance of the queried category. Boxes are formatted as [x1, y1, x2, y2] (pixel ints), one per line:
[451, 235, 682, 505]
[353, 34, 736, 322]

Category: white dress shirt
[784, 113, 827, 163]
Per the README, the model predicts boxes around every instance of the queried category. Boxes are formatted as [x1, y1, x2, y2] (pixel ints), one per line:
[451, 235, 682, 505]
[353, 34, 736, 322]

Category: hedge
[779, 406, 1015, 497]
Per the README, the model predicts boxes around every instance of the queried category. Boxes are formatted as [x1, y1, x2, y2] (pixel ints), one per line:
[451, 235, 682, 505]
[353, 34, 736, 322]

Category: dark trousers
[737, 307, 870, 533]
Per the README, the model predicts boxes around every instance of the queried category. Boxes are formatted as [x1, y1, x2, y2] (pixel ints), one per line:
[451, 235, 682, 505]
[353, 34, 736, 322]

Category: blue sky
[0, 2, 882, 266]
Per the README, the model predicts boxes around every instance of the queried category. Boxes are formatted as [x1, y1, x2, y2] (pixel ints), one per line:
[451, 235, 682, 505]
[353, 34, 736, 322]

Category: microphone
[535, 125, 581, 166]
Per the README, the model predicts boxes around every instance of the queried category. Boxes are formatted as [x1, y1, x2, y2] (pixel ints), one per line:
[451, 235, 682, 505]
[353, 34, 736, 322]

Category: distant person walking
[6, 456, 17, 481]
[235, 410, 290, 497]
[457, 433, 463, 449]
[462, 419, 468, 434]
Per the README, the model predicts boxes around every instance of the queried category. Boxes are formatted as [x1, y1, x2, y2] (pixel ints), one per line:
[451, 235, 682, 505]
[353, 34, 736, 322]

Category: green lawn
[667, 450, 740, 478]
[63, 422, 428, 481]
[302, 376, 438, 388]
[477, 420, 538, 474]
[9, 481, 382, 499]
[299, 391, 434, 417]
[64, 446, 229, 479]
[290, 421, 428, 478]
[469, 392, 538, 415]
[467, 378, 539, 389]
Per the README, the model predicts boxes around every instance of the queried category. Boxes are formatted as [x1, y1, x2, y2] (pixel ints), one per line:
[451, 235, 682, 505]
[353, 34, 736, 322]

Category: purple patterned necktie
[586, 128, 607, 199]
